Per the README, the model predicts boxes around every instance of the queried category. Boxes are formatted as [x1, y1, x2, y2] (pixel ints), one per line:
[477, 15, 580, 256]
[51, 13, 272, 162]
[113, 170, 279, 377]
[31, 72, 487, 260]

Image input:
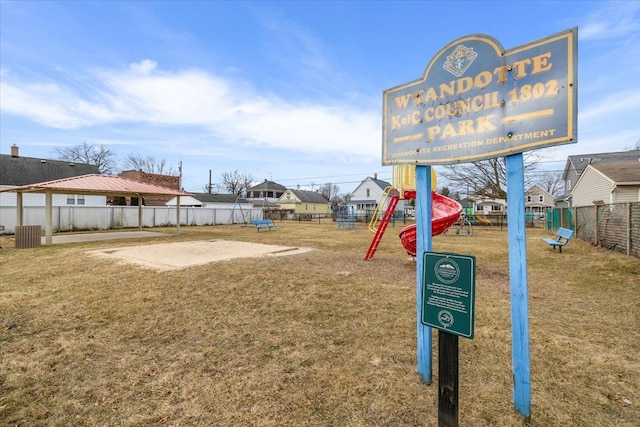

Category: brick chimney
[11, 144, 19, 157]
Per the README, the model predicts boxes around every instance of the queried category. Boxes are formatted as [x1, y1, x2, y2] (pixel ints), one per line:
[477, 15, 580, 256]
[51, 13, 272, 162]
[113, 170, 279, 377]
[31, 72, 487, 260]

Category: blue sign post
[415, 166, 433, 383]
[384, 28, 577, 419]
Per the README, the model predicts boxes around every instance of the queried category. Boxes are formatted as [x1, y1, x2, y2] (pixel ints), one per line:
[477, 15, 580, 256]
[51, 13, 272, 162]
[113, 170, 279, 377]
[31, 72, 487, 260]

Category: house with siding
[277, 189, 331, 216]
[348, 175, 410, 217]
[571, 161, 640, 207]
[0, 145, 104, 207]
[246, 179, 286, 208]
[165, 193, 252, 209]
[525, 185, 556, 217]
[559, 149, 640, 207]
[474, 196, 506, 216]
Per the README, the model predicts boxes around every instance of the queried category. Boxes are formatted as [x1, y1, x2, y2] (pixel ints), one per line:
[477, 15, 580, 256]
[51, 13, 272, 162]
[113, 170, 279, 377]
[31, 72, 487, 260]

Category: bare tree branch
[441, 152, 541, 200]
[534, 171, 564, 197]
[122, 154, 178, 175]
[221, 170, 253, 195]
[53, 141, 116, 174]
[318, 183, 340, 201]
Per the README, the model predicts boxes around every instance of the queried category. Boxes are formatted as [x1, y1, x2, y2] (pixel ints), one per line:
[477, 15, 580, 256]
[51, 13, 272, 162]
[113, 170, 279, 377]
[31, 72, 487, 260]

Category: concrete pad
[87, 240, 313, 271]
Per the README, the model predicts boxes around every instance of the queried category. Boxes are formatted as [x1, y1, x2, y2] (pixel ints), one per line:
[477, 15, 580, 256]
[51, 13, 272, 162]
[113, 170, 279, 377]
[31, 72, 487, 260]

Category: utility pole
[209, 170, 212, 194]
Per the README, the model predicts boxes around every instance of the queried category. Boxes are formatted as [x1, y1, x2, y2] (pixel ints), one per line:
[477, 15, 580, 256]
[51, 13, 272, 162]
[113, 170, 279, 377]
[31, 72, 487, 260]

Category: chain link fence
[546, 202, 640, 258]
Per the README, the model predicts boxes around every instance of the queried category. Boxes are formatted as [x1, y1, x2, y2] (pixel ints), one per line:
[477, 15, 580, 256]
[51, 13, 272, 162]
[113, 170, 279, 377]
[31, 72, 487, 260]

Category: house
[525, 185, 556, 217]
[559, 149, 640, 206]
[571, 160, 640, 207]
[0, 144, 105, 207]
[474, 196, 506, 216]
[165, 193, 252, 209]
[348, 174, 410, 217]
[246, 179, 287, 208]
[277, 189, 331, 216]
[118, 170, 180, 206]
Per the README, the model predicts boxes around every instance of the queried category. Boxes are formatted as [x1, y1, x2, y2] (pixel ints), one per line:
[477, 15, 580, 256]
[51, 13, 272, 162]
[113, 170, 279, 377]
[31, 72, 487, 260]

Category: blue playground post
[415, 165, 433, 383]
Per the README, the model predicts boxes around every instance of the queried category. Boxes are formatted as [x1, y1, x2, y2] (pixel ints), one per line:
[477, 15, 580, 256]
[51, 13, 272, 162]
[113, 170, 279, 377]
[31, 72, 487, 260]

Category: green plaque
[422, 252, 476, 338]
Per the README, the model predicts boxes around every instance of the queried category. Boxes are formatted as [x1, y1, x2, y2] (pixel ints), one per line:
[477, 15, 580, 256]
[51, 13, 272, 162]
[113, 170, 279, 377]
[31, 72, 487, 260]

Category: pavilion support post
[176, 196, 181, 234]
[138, 194, 143, 231]
[16, 192, 23, 226]
[45, 190, 53, 245]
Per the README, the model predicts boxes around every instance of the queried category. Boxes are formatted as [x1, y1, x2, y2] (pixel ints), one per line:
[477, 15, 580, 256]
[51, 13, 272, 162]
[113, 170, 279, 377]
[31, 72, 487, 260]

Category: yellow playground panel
[391, 165, 437, 194]
[369, 166, 437, 233]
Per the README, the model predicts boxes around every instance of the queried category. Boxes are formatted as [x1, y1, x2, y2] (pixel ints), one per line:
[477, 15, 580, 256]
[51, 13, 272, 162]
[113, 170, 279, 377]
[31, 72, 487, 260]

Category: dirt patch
[87, 239, 313, 271]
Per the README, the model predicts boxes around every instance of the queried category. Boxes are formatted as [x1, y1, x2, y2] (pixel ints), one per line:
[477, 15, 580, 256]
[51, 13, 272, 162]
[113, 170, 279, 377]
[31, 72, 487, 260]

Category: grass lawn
[1, 222, 638, 426]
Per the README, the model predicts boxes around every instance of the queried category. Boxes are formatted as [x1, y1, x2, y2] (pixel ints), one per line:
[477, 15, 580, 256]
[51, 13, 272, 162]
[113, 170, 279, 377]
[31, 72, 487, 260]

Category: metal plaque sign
[383, 28, 577, 165]
[422, 252, 476, 338]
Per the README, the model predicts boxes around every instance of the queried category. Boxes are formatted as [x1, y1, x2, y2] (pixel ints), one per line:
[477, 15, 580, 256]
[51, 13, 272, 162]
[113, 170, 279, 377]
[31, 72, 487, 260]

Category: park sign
[422, 252, 476, 339]
[382, 28, 577, 165]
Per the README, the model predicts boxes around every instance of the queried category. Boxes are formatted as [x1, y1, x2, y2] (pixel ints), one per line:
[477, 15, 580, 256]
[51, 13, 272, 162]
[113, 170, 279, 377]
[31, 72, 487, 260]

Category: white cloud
[578, 88, 640, 122]
[0, 76, 119, 128]
[129, 59, 157, 74]
[580, 1, 640, 40]
[1, 61, 381, 157]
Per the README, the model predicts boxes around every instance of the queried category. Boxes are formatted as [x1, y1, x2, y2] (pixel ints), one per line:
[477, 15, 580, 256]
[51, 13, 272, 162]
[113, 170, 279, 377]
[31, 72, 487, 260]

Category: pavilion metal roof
[0, 174, 192, 197]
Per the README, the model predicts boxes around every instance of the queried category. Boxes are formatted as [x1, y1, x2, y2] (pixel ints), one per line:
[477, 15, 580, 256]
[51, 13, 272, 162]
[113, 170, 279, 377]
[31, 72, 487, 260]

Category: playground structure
[446, 212, 473, 235]
[475, 214, 492, 225]
[336, 205, 355, 228]
[460, 200, 492, 226]
[364, 166, 462, 260]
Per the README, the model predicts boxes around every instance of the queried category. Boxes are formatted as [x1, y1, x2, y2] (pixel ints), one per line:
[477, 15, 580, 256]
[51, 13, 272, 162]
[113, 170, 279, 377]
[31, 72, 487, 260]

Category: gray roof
[248, 179, 287, 192]
[0, 154, 100, 186]
[590, 161, 640, 184]
[287, 189, 329, 203]
[192, 193, 250, 204]
[369, 176, 392, 190]
[565, 149, 640, 178]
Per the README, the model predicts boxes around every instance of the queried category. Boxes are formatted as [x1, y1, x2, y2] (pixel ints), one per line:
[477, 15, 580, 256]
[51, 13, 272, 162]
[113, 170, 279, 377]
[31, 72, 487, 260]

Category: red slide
[399, 193, 462, 256]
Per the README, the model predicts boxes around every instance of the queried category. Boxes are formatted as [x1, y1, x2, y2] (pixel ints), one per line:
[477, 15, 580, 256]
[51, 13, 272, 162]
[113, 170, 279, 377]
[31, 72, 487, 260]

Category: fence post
[628, 203, 632, 256]
[595, 206, 599, 246]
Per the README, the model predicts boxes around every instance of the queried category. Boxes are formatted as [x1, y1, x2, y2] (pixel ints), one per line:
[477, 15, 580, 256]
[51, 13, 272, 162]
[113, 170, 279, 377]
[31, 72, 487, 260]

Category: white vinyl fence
[0, 206, 264, 234]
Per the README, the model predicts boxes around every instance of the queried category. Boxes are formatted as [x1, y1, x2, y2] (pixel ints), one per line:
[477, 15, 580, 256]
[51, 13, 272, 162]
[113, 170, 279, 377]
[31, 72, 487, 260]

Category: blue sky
[1, 1, 639, 194]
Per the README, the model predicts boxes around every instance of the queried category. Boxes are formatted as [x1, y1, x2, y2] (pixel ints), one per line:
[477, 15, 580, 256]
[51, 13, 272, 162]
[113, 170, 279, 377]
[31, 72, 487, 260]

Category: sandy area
[87, 239, 313, 271]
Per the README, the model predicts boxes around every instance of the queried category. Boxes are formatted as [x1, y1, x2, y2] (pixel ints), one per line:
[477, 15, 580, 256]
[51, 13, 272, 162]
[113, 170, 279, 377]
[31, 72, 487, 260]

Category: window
[538, 195, 544, 203]
[566, 179, 571, 191]
[366, 189, 370, 197]
[526, 195, 532, 202]
[66, 195, 86, 205]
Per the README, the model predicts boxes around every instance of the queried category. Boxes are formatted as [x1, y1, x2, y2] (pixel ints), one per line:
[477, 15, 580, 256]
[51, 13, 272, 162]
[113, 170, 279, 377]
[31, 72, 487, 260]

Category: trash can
[15, 225, 42, 249]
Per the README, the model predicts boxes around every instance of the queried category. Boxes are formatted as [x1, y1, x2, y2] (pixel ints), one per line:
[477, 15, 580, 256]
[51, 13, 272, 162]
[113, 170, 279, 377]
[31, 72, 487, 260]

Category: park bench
[252, 219, 277, 231]
[542, 227, 574, 253]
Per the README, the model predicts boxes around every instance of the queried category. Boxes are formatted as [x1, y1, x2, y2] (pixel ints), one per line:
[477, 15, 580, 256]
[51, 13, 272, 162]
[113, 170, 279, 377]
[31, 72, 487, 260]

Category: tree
[53, 141, 116, 174]
[221, 170, 253, 195]
[534, 170, 564, 197]
[318, 183, 340, 201]
[440, 153, 541, 200]
[122, 154, 178, 175]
